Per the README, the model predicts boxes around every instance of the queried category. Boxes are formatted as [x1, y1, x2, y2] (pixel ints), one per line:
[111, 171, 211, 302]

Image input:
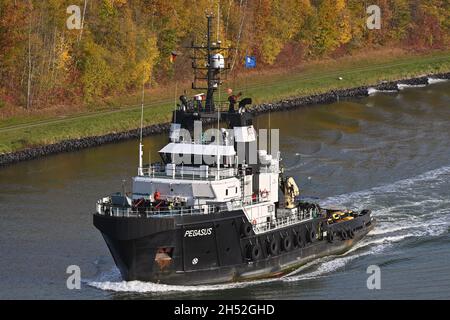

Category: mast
[205, 15, 214, 112]
[138, 80, 145, 175]
[190, 15, 231, 114]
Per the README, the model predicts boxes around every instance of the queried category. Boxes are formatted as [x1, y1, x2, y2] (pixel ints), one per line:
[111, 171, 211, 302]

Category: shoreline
[1, 72, 449, 167]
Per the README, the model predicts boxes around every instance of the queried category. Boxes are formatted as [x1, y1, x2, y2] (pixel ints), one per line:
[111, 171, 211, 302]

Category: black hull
[94, 210, 374, 285]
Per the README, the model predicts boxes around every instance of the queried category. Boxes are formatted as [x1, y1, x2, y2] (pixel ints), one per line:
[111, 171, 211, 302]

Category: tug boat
[93, 16, 375, 285]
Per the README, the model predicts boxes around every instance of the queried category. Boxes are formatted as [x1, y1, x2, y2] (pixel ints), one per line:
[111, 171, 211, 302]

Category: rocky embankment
[250, 72, 449, 114]
[1, 72, 449, 166]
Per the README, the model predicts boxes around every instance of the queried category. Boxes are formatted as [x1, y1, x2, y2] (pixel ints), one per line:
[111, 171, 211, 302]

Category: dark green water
[1, 81, 449, 299]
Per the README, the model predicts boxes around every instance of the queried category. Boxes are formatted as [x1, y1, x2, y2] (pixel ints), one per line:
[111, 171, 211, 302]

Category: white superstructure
[128, 120, 284, 232]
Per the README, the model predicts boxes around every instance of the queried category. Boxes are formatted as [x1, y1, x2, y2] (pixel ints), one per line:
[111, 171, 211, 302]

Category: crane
[279, 168, 300, 209]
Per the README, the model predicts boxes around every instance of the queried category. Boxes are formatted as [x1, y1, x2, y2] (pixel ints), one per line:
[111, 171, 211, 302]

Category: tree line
[0, 0, 448, 110]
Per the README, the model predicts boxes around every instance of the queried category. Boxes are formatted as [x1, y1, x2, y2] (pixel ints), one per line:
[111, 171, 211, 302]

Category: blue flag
[245, 56, 256, 68]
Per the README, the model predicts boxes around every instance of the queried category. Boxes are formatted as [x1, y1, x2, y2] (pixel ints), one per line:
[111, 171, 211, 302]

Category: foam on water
[322, 165, 450, 209]
[428, 78, 448, 84]
[367, 88, 398, 95]
[88, 165, 450, 294]
[397, 83, 427, 90]
[88, 268, 278, 294]
[367, 88, 379, 95]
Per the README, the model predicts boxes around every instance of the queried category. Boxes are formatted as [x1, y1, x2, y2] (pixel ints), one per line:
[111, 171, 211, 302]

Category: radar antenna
[189, 14, 231, 113]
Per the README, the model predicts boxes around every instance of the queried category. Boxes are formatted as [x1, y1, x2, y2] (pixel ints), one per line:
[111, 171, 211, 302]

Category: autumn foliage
[0, 0, 448, 110]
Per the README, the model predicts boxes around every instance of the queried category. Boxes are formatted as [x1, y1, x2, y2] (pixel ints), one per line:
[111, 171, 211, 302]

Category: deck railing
[139, 165, 237, 181]
[95, 196, 323, 235]
[96, 200, 243, 218]
[253, 207, 321, 234]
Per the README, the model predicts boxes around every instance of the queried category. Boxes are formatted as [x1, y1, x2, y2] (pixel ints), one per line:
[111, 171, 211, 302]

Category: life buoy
[282, 235, 292, 251]
[240, 222, 253, 238]
[260, 189, 269, 199]
[267, 237, 279, 256]
[247, 243, 262, 261]
[154, 191, 161, 201]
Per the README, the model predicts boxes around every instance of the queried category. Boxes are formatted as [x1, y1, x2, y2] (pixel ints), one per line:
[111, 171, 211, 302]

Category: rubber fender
[306, 227, 316, 243]
[282, 235, 292, 251]
[296, 231, 305, 248]
[247, 243, 262, 261]
[347, 229, 355, 239]
[267, 237, 279, 256]
[327, 230, 334, 243]
[240, 222, 253, 238]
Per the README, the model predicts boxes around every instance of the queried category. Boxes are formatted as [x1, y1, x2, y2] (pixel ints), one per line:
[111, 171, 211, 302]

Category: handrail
[138, 165, 237, 180]
[252, 207, 320, 234]
[96, 199, 244, 218]
[95, 196, 325, 235]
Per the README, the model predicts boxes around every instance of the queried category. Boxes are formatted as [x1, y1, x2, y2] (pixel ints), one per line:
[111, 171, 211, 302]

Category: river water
[1, 80, 449, 299]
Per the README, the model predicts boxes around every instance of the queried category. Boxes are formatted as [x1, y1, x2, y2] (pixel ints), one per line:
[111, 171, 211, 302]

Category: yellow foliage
[254, 0, 312, 64]
[261, 36, 283, 65]
[1, 0, 447, 109]
[55, 36, 71, 71]
[338, 12, 352, 45]
[335, 0, 346, 12]
[132, 35, 160, 85]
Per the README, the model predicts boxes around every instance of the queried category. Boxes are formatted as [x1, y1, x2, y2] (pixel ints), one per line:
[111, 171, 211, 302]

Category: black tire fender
[348, 229, 355, 239]
[296, 231, 305, 248]
[282, 235, 292, 251]
[267, 237, 279, 256]
[247, 243, 262, 261]
[327, 230, 334, 243]
[241, 222, 253, 238]
[306, 227, 315, 243]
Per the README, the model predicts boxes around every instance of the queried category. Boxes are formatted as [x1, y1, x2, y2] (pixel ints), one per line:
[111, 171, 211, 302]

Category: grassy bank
[1, 49, 449, 154]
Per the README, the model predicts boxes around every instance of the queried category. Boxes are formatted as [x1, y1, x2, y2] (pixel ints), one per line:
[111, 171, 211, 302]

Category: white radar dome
[211, 53, 225, 69]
